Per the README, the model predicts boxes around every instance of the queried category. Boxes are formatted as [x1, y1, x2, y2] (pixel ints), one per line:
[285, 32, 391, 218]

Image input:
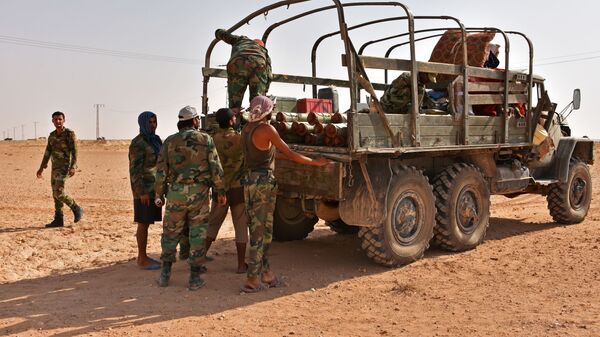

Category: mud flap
[339, 157, 392, 226]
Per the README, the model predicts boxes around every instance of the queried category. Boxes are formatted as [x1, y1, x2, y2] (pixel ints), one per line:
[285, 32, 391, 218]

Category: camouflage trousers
[243, 171, 278, 278]
[227, 55, 271, 109]
[160, 183, 210, 267]
[51, 168, 75, 213]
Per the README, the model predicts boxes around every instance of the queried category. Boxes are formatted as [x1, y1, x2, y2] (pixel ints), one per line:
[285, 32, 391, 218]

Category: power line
[0, 35, 202, 65]
[534, 55, 600, 67]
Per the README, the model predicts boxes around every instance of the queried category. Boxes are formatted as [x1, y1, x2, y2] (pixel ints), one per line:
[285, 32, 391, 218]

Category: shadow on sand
[0, 217, 565, 336]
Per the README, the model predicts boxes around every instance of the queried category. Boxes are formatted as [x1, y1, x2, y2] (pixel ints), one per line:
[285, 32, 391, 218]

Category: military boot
[188, 266, 206, 291]
[158, 262, 172, 287]
[71, 204, 84, 223]
[45, 212, 64, 228]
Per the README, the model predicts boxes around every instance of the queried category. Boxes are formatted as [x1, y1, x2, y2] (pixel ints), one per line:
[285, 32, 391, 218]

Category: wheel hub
[570, 177, 587, 209]
[457, 188, 479, 234]
[392, 192, 421, 244]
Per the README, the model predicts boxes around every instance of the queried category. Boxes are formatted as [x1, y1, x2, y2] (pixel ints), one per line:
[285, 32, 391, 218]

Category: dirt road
[1, 140, 598, 336]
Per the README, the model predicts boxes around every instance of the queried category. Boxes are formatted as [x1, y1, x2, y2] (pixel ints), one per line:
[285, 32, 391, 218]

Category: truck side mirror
[573, 89, 581, 110]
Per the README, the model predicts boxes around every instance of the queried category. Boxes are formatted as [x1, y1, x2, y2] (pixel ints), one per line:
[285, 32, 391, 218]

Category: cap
[178, 105, 200, 121]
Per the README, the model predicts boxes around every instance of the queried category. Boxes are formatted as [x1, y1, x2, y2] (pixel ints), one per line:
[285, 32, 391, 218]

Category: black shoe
[45, 212, 64, 228]
[188, 266, 206, 291]
[71, 205, 84, 223]
[158, 262, 172, 287]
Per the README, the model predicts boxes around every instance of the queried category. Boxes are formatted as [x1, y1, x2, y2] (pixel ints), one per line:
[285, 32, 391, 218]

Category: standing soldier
[129, 111, 162, 270]
[205, 108, 249, 274]
[240, 96, 330, 293]
[215, 29, 272, 115]
[36, 111, 83, 228]
[154, 106, 226, 290]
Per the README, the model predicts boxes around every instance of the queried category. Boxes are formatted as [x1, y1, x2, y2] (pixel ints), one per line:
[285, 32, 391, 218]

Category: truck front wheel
[432, 163, 490, 251]
[358, 166, 435, 267]
[547, 159, 592, 224]
[273, 197, 318, 241]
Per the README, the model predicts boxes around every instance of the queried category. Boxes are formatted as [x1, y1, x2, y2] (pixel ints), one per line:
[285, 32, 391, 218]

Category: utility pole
[94, 104, 105, 140]
[21, 124, 25, 140]
[34, 121, 38, 139]
[2, 131, 5, 139]
[13, 127, 17, 140]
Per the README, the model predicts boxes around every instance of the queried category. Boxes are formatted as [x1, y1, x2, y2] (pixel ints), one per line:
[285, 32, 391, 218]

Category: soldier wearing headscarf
[239, 96, 330, 293]
[154, 106, 226, 290]
[128, 111, 162, 270]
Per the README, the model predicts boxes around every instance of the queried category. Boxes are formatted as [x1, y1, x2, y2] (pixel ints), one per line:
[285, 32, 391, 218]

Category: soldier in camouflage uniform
[154, 106, 226, 290]
[36, 111, 83, 228]
[129, 111, 162, 270]
[240, 96, 330, 293]
[205, 108, 249, 274]
[215, 29, 272, 113]
[379, 72, 425, 114]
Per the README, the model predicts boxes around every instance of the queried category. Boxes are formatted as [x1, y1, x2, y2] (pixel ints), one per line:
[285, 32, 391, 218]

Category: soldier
[154, 106, 226, 290]
[36, 111, 83, 228]
[129, 111, 162, 270]
[215, 29, 272, 115]
[205, 108, 249, 274]
[240, 96, 330, 293]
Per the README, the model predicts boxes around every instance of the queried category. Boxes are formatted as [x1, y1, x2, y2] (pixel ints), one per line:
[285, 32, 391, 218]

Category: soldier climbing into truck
[202, 0, 593, 268]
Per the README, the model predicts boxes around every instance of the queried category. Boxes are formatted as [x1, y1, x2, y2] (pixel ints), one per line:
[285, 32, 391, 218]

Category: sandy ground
[0, 140, 599, 337]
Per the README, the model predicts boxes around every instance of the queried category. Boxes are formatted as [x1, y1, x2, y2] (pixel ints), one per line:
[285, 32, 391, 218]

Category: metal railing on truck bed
[201, 0, 536, 157]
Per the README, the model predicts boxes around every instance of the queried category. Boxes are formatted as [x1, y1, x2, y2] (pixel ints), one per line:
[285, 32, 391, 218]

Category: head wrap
[138, 111, 162, 154]
[247, 96, 274, 122]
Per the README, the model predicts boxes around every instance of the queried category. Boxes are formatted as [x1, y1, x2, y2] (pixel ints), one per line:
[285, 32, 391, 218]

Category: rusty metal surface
[339, 158, 392, 226]
[274, 158, 345, 200]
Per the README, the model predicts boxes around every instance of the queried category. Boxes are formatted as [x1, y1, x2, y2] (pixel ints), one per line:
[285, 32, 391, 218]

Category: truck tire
[547, 159, 592, 224]
[358, 166, 435, 267]
[273, 197, 318, 241]
[432, 163, 490, 251]
[327, 219, 359, 234]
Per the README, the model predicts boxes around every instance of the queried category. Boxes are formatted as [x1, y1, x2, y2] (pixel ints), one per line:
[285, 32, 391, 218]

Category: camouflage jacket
[213, 127, 244, 191]
[380, 72, 424, 114]
[39, 127, 78, 171]
[128, 134, 160, 198]
[216, 29, 272, 74]
[155, 127, 225, 198]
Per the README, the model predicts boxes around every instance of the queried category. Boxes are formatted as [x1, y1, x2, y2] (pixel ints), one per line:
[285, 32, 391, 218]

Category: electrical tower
[34, 122, 38, 139]
[94, 104, 105, 140]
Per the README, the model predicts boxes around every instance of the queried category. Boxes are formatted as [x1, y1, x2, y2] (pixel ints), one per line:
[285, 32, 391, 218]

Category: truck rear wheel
[547, 159, 592, 224]
[358, 166, 435, 267]
[432, 163, 490, 251]
[327, 219, 359, 234]
[273, 197, 318, 241]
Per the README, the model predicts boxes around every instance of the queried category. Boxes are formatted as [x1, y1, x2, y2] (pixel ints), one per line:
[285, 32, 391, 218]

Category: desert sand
[0, 140, 599, 337]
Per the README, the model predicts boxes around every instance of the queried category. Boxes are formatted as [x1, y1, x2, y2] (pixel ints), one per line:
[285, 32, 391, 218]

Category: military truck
[201, 1, 593, 267]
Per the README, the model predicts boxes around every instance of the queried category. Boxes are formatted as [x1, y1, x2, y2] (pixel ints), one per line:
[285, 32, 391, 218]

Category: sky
[1, 0, 599, 140]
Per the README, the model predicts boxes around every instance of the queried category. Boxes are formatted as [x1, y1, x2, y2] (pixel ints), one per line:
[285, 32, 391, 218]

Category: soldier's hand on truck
[312, 157, 331, 166]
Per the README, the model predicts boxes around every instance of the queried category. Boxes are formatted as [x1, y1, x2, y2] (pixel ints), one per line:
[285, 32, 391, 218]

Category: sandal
[240, 282, 268, 294]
